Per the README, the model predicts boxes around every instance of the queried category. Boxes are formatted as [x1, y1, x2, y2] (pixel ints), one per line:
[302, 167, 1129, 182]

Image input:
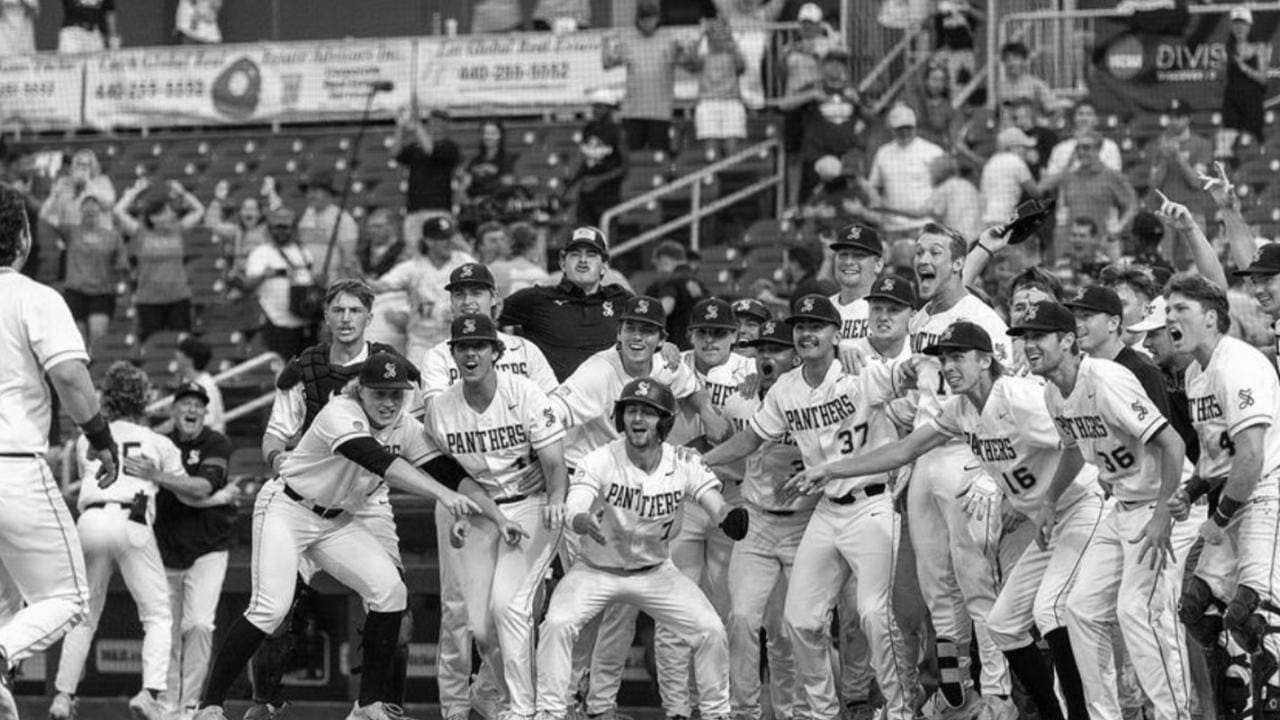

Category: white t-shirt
[980, 151, 1034, 225]
[1185, 335, 1280, 482]
[868, 137, 946, 232]
[244, 243, 314, 328]
[77, 420, 184, 524]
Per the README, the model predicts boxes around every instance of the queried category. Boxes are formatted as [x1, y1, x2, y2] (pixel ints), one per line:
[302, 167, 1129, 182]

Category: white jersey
[1185, 335, 1280, 481]
[550, 347, 699, 469]
[851, 336, 912, 364]
[419, 330, 558, 401]
[740, 392, 810, 512]
[669, 351, 756, 501]
[930, 375, 1095, 515]
[265, 344, 370, 443]
[908, 293, 1012, 430]
[279, 396, 434, 511]
[832, 293, 869, 340]
[750, 359, 898, 497]
[1045, 357, 1169, 503]
[422, 372, 566, 500]
[567, 441, 722, 571]
[0, 269, 89, 454]
[76, 419, 184, 523]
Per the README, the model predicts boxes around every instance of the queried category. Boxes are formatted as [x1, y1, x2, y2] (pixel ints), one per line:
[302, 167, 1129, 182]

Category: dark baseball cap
[1007, 300, 1077, 336]
[1130, 210, 1165, 240]
[785, 294, 841, 326]
[1167, 98, 1192, 117]
[923, 321, 994, 356]
[566, 225, 609, 257]
[619, 295, 667, 329]
[864, 274, 917, 308]
[688, 298, 738, 330]
[1234, 243, 1280, 277]
[360, 351, 416, 390]
[732, 298, 772, 323]
[449, 313, 501, 344]
[444, 262, 496, 292]
[1064, 286, 1124, 317]
[172, 381, 210, 405]
[830, 223, 883, 256]
[741, 318, 794, 348]
[422, 215, 457, 240]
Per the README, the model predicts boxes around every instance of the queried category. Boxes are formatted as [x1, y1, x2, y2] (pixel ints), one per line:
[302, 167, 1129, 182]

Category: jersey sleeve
[973, 303, 1013, 366]
[667, 362, 699, 399]
[749, 382, 788, 441]
[28, 285, 89, 371]
[928, 396, 966, 439]
[419, 344, 452, 399]
[244, 246, 270, 279]
[567, 458, 603, 514]
[398, 416, 438, 466]
[378, 260, 413, 292]
[312, 400, 375, 453]
[522, 379, 566, 450]
[1222, 349, 1277, 436]
[1097, 363, 1168, 445]
[1008, 379, 1060, 449]
[497, 287, 533, 329]
[265, 384, 306, 443]
[523, 341, 559, 394]
[549, 358, 607, 429]
[683, 458, 723, 502]
[418, 406, 446, 463]
[197, 433, 233, 491]
[155, 435, 187, 477]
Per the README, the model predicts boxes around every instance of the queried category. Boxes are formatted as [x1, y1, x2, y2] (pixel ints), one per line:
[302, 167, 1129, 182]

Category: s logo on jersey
[186, 449, 202, 466]
[602, 301, 614, 317]
[1240, 388, 1256, 409]
[543, 407, 557, 428]
[1130, 400, 1149, 422]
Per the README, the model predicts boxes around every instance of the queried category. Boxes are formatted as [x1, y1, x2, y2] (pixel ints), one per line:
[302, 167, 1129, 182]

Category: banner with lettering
[0, 53, 84, 129]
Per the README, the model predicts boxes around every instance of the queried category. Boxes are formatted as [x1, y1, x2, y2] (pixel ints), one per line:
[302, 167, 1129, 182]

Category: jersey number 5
[837, 423, 869, 454]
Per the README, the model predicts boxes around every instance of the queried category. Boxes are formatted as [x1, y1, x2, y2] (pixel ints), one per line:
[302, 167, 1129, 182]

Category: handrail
[602, 138, 783, 257]
[870, 47, 934, 116]
[858, 20, 930, 106]
[146, 351, 282, 414]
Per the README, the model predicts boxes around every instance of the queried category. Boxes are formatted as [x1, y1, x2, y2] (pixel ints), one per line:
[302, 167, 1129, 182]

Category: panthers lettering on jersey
[1185, 335, 1280, 481]
[832, 295, 870, 340]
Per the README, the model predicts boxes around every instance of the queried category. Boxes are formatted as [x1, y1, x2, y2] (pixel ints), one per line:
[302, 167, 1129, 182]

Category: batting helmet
[612, 377, 677, 440]
[100, 361, 153, 420]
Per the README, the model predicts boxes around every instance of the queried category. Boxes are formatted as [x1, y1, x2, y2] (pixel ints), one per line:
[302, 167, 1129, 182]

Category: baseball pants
[165, 550, 230, 711]
[728, 505, 810, 720]
[784, 493, 916, 720]
[435, 502, 503, 719]
[537, 560, 731, 719]
[458, 494, 561, 716]
[907, 447, 1009, 697]
[55, 506, 172, 694]
[1066, 499, 1192, 720]
[656, 500, 734, 718]
[0, 458, 89, 667]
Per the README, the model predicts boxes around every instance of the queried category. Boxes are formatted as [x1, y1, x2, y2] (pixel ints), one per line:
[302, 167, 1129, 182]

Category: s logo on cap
[705, 304, 718, 319]
[460, 265, 474, 277]
[637, 299, 650, 314]
[637, 380, 651, 397]
[463, 318, 476, 334]
[800, 298, 814, 312]
[602, 301, 614, 317]
[763, 320, 776, 335]
[882, 278, 895, 292]
[1024, 304, 1039, 322]
[846, 226, 862, 240]
[384, 362, 397, 379]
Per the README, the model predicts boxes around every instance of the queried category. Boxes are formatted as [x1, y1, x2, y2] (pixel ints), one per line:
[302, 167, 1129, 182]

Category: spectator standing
[531, 0, 590, 30]
[203, 180, 268, 272]
[40, 148, 116, 230]
[780, 50, 869, 204]
[1066, 216, 1116, 277]
[979, 127, 1040, 227]
[0, 0, 37, 55]
[492, 221, 550, 297]
[867, 104, 945, 240]
[58, 0, 119, 51]
[932, 0, 982, 91]
[689, 17, 748, 157]
[995, 42, 1055, 116]
[238, 206, 316, 360]
[174, 0, 221, 44]
[1219, 6, 1269, 157]
[774, 3, 839, 204]
[567, 91, 628, 227]
[644, 241, 706, 349]
[1004, 97, 1057, 177]
[391, 107, 462, 249]
[114, 179, 204, 342]
[1041, 130, 1138, 264]
[802, 155, 875, 238]
[1146, 98, 1212, 268]
[49, 193, 126, 345]
[1043, 99, 1122, 179]
[174, 336, 226, 434]
[927, 154, 981, 240]
[460, 121, 516, 217]
[906, 64, 961, 150]
[356, 207, 406, 279]
[603, 0, 685, 156]
[294, 171, 359, 281]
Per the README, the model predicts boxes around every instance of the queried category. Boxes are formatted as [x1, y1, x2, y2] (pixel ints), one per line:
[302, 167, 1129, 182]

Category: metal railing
[602, 138, 783, 257]
[856, 20, 933, 115]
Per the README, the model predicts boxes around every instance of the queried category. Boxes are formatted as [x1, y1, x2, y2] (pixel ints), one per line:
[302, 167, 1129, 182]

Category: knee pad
[1179, 577, 1225, 649]
[1225, 586, 1266, 654]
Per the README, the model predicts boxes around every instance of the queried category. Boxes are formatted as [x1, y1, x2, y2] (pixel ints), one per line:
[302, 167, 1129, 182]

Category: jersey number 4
[836, 424, 869, 454]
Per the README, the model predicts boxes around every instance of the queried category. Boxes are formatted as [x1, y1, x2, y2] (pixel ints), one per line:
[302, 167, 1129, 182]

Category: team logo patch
[463, 318, 476, 334]
[353, 420, 364, 430]
[939, 326, 955, 343]
[845, 225, 862, 241]
[881, 277, 895, 292]
[636, 380, 651, 397]
[384, 362, 398, 379]
[543, 407, 557, 427]
[602, 301, 614, 317]
[460, 265, 474, 278]
[800, 298, 814, 312]
[735, 300, 750, 311]
[1073, 288, 1087, 302]
[763, 320, 776, 336]
[1240, 388, 1256, 409]
[1131, 400, 1149, 421]
[705, 304, 718, 320]
[636, 299, 650, 314]
[187, 449, 201, 466]
[1254, 247, 1265, 266]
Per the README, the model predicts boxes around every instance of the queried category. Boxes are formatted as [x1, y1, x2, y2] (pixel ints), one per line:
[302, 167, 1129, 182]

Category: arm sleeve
[419, 455, 469, 491]
[748, 384, 788, 441]
[29, 286, 90, 371]
[1222, 350, 1277, 436]
[335, 437, 398, 477]
[195, 434, 232, 491]
[265, 384, 306, 442]
[1098, 364, 1168, 445]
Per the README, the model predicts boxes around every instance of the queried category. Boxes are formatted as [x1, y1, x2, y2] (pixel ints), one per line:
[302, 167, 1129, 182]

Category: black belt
[592, 561, 662, 576]
[495, 493, 529, 506]
[283, 484, 345, 519]
[830, 483, 887, 506]
[0, 452, 39, 458]
[764, 508, 797, 516]
[83, 501, 146, 525]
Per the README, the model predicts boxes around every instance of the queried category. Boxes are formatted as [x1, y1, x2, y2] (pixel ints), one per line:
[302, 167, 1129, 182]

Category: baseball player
[902, 222, 1013, 718]
[535, 378, 748, 720]
[420, 262, 556, 720]
[53, 363, 206, 720]
[792, 321, 1106, 720]
[0, 187, 114, 717]
[150, 382, 238, 719]
[421, 313, 568, 720]
[1167, 276, 1280, 716]
[731, 298, 773, 355]
[1012, 300, 1192, 720]
[703, 294, 917, 720]
[830, 223, 885, 343]
[195, 352, 480, 720]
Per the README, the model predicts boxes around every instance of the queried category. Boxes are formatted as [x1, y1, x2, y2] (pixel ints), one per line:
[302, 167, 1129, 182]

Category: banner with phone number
[0, 53, 84, 129]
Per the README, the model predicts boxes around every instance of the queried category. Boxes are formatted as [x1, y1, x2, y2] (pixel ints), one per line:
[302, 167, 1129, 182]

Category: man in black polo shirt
[391, 107, 462, 253]
[499, 225, 632, 381]
[59, 0, 121, 52]
[154, 382, 236, 719]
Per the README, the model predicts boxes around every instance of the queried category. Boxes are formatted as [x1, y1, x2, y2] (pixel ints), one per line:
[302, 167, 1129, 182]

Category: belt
[495, 493, 529, 506]
[764, 508, 797, 516]
[0, 452, 40, 458]
[586, 561, 662, 576]
[829, 483, 887, 506]
[283, 484, 345, 519]
[83, 501, 146, 525]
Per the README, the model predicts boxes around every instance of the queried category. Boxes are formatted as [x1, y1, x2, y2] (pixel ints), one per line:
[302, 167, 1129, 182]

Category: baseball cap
[1231, 6, 1253, 24]
[830, 223, 883, 256]
[888, 105, 917, 129]
[1130, 210, 1165, 241]
[785, 294, 841, 326]
[422, 215, 457, 240]
[267, 206, 296, 227]
[587, 87, 620, 107]
[618, 295, 667, 329]
[688, 298, 738, 330]
[449, 313, 501, 345]
[996, 127, 1037, 150]
[360, 351, 415, 390]
[566, 225, 610, 257]
[732, 298, 772, 323]
[798, 2, 824, 22]
[1234, 242, 1280, 277]
[741, 318, 794, 348]
[1127, 296, 1168, 333]
[636, 0, 660, 17]
[444, 262, 496, 292]
[864, 274, 917, 308]
[814, 155, 843, 178]
[1166, 98, 1192, 117]
[1063, 285, 1124, 317]
[1007, 300, 1077, 336]
[923, 321, 994, 356]
[172, 381, 210, 405]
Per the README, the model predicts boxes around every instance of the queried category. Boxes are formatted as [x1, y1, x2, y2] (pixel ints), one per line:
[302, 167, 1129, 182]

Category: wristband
[1184, 475, 1214, 503]
[1212, 495, 1246, 527]
[266, 449, 283, 472]
[80, 413, 114, 452]
[976, 243, 992, 256]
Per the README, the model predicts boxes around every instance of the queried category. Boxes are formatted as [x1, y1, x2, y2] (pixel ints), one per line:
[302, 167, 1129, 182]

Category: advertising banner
[0, 53, 84, 129]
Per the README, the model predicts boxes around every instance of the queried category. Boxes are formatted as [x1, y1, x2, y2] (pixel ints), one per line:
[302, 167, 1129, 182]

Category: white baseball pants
[54, 506, 172, 694]
[784, 494, 916, 720]
[537, 560, 731, 719]
[435, 502, 501, 719]
[1065, 500, 1192, 720]
[0, 458, 88, 666]
[164, 550, 229, 711]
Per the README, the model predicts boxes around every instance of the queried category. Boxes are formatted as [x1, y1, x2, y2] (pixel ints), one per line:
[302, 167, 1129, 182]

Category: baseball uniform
[57, 420, 179, 696]
[419, 331, 557, 401]
[422, 372, 566, 717]
[1049, 357, 1192, 720]
[536, 441, 731, 719]
[0, 269, 91, 667]
[832, 294, 869, 341]
[755, 359, 916, 720]
[907, 293, 1012, 699]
